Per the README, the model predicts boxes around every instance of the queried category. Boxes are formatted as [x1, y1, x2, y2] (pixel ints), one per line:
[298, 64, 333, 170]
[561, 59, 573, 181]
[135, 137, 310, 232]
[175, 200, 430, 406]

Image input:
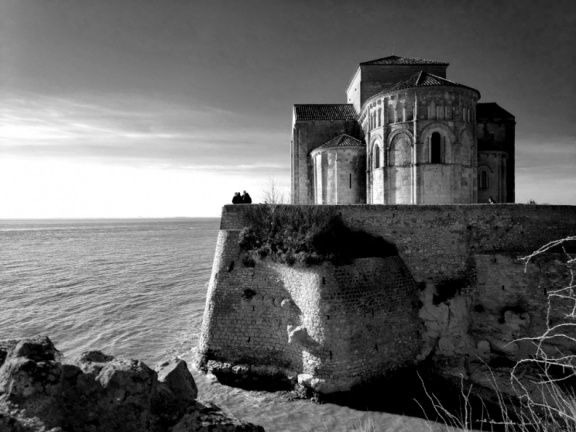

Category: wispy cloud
[1, 91, 288, 171]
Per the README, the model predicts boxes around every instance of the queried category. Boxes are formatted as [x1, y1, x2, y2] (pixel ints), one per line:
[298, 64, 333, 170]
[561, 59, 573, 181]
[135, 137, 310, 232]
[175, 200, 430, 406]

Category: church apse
[291, 55, 514, 205]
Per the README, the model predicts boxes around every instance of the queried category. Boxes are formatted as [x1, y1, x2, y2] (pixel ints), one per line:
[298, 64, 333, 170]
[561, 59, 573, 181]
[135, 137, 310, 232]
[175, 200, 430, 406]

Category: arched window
[431, 132, 442, 163]
[480, 170, 489, 190]
[373, 145, 380, 169]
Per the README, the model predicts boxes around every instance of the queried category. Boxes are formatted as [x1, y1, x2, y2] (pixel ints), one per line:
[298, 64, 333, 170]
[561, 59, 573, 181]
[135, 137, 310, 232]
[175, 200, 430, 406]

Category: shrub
[237, 205, 397, 266]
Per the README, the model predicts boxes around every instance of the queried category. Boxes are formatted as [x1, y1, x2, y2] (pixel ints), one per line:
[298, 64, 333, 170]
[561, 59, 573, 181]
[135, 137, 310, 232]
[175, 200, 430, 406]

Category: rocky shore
[0, 336, 265, 432]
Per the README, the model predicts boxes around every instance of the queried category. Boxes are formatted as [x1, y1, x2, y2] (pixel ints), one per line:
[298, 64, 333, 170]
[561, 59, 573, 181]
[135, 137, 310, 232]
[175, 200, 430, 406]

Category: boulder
[0, 336, 64, 428]
[155, 358, 198, 403]
[0, 337, 265, 432]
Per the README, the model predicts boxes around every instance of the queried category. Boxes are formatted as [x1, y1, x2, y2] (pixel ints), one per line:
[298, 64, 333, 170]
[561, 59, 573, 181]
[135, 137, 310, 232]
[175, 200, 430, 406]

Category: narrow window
[374, 145, 380, 169]
[480, 171, 488, 189]
[378, 108, 381, 127]
[431, 132, 442, 163]
[349, 173, 352, 189]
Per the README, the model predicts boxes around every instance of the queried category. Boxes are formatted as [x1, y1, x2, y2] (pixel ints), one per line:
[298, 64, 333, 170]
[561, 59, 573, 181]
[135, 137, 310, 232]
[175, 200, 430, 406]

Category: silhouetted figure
[241, 190, 252, 204]
[488, 196, 495, 204]
[232, 192, 242, 204]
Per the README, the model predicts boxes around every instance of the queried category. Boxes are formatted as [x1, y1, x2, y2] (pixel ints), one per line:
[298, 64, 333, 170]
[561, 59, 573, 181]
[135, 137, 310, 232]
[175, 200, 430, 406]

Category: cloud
[0, 91, 288, 172]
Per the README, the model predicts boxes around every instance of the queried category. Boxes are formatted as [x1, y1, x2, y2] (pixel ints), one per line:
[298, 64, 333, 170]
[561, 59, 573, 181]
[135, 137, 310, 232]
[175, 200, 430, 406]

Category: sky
[1, 0, 575, 218]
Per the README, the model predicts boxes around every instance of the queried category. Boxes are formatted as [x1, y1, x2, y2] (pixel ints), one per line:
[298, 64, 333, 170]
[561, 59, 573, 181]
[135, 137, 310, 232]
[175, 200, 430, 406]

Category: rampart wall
[198, 204, 576, 394]
[221, 204, 576, 284]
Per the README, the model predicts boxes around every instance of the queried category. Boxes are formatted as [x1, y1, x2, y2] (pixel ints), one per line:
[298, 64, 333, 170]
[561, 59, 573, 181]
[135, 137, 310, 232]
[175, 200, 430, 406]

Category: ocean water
[0, 218, 435, 432]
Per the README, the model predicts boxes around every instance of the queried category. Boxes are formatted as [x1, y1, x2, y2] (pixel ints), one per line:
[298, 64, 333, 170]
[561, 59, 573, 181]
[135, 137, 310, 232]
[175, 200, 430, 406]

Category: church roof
[315, 134, 365, 151]
[477, 102, 515, 120]
[383, 71, 480, 96]
[294, 104, 357, 121]
[360, 55, 449, 66]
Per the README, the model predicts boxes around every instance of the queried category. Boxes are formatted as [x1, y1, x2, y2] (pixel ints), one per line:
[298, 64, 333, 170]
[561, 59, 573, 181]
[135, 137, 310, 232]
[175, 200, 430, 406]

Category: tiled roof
[294, 104, 357, 121]
[315, 134, 365, 150]
[477, 103, 515, 119]
[360, 55, 449, 66]
[380, 71, 480, 97]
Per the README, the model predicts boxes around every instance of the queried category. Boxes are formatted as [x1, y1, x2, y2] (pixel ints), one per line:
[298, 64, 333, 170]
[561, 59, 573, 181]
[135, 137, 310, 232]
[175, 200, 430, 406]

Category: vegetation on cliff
[237, 205, 397, 266]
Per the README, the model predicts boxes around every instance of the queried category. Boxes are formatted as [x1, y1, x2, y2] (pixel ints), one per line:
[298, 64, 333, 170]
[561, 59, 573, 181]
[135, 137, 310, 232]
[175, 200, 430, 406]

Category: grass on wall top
[237, 205, 397, 266]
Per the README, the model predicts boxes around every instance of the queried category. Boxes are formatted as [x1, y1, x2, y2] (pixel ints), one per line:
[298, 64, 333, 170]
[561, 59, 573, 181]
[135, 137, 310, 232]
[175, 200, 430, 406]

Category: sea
[0, 218, 438, 432]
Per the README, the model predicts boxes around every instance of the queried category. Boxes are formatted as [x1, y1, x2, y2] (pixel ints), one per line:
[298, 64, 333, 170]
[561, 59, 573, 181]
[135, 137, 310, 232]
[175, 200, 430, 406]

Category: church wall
[371, 169, 384, 204]
[312, 147, 366, 205]
[327, 152, 337, 204]
[477, 119, 515, 203]
[362, 86, 480, 206]
[418, 165, 471, 204]
[314, 154, 323, 204]
[346, 70, 362, 113]
[292, 119, 360, 204]
[335, 149, 366, 204]
[478, 151, 507, 204]
[385, 166, 412, 204]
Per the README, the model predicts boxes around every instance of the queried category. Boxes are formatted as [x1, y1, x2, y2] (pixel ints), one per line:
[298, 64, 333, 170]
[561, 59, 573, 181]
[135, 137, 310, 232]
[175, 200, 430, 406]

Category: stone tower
[290, 55, 514, 205]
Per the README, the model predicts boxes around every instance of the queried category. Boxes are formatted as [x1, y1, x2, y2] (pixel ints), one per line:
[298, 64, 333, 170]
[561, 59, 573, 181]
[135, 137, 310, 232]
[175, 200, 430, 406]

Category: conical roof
[384, 71, 479, 95]
[313, 134, 365, 152]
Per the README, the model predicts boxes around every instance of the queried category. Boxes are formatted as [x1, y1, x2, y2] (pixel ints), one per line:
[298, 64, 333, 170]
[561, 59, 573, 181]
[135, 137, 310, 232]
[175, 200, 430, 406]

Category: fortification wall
[221, 204, 576, 284]
[197, 228, 421, 393]
[200, 204, 576, 394]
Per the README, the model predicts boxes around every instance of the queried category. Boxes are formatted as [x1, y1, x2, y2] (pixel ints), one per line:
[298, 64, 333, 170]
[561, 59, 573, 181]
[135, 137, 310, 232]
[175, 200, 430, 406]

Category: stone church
[291, 55, 515, 205]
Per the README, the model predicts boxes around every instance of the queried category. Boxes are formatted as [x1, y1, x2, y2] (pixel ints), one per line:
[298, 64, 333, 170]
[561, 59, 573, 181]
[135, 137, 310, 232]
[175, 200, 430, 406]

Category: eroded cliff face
[417, 252, 575, 402]
[196, 230, 422, 394]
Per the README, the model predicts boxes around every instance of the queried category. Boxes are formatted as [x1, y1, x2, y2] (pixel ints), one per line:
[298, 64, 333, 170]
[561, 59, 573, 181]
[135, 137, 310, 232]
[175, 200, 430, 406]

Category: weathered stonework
[197, 204, 576, 394]
[291, 55, 515, 205]
[197, 228, 421, 393]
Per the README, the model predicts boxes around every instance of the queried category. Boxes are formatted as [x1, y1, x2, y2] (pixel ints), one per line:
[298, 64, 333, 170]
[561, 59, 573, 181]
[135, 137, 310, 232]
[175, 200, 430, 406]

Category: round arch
[388, 131, 413, 167]
[420, 122, 456, 164]
[370, 137, 383, 169]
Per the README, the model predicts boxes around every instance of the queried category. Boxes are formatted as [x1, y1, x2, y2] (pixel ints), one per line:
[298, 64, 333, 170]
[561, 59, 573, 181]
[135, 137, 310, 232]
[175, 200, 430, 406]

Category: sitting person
[232, 192, 242, 204]
[241, 190, 252, 204]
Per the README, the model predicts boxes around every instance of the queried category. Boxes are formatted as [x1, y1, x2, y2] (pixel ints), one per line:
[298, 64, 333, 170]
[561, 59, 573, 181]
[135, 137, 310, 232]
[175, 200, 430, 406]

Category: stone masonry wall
[222, 205, 576, 284]
[197, 227, 421, 393]
[201, 204, 576, 393]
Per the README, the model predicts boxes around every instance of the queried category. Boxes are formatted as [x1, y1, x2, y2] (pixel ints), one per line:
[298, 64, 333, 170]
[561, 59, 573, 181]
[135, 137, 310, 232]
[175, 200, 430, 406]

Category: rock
[0, 337, 266, 432]
[94, 358, 159, 432]
[171, 401, 265, 432]
[76, 349, 114, 375]
[155, 358, 197, 402]
[0, 336, 64, 428]
[0, 340, 18, 368]
[153, 358, 198, 426]
[0, 411, 26, 432]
